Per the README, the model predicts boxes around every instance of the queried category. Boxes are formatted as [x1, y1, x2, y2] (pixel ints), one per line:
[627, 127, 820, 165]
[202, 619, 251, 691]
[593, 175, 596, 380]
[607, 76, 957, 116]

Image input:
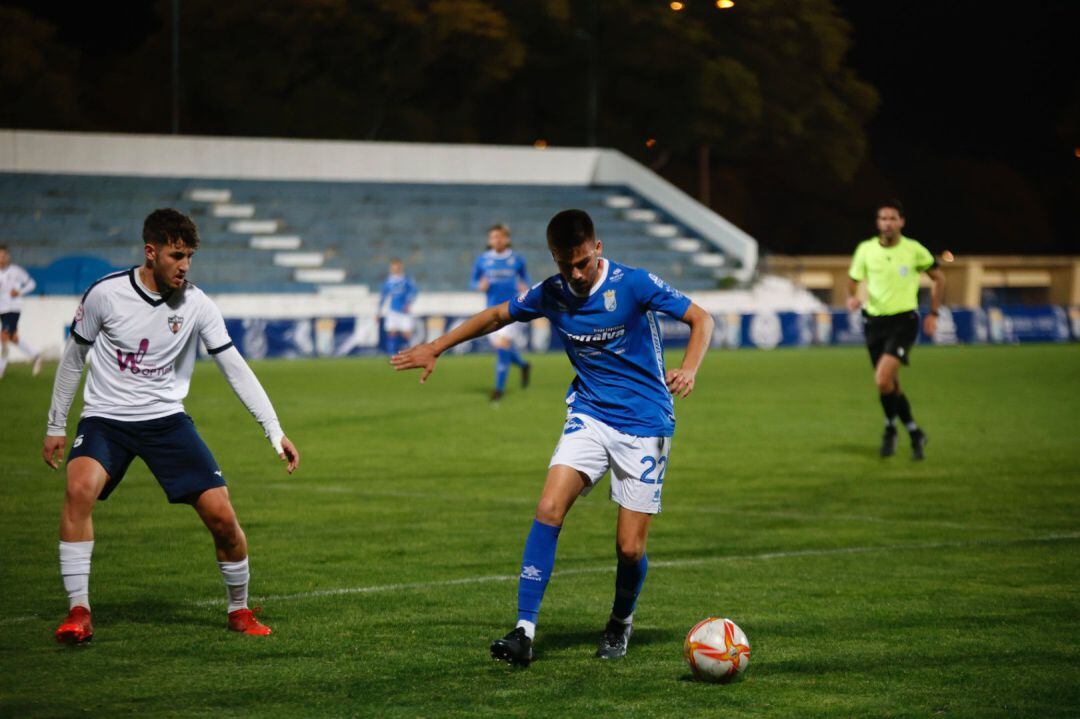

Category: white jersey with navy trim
[0, 263, 36, 313]
[70, 268, 234, 422]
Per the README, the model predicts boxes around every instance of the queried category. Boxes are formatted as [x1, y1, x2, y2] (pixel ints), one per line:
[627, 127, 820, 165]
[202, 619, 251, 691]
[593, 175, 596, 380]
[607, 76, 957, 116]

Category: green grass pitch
[1, 344, 1078, 718]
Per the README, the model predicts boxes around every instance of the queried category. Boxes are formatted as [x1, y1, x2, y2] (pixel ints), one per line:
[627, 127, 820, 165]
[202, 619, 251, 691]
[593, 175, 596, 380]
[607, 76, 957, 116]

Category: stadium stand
[0, 173, 734, 294]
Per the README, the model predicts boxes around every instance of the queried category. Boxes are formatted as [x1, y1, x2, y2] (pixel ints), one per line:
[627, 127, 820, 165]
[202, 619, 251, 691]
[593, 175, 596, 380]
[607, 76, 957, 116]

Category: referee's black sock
[879, 391, 900, 429]
[896, 393, 918, 433]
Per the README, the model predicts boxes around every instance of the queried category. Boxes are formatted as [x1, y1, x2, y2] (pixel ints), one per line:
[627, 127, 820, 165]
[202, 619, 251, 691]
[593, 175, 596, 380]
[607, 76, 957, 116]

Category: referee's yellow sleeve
[848, 243, 866, 281]
[913, 241, 935, 272]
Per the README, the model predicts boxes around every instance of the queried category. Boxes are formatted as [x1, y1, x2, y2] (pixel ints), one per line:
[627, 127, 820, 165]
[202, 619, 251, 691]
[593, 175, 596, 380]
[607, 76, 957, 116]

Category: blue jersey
[508, 259, 692, 437]
[379, 274, 418, 313]
[471, 250, 530, 307]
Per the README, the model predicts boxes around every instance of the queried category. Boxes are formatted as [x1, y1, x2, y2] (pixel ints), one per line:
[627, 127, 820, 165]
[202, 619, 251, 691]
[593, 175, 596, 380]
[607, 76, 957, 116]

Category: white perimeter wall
[1, 130, 771, 360]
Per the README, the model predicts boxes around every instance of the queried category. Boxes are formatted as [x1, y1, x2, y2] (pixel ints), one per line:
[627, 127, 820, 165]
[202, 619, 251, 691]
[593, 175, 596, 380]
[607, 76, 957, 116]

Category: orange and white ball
[684, 617, 751, 682]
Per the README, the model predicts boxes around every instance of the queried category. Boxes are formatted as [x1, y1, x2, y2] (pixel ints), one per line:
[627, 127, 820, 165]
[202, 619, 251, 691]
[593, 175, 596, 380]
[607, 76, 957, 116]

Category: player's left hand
[278, 436, 299, 474]
[666, 368, 696, 399]
[42, 435, 66, 469]
[390, 342, 439, 383]
[923, 313, 938, 337]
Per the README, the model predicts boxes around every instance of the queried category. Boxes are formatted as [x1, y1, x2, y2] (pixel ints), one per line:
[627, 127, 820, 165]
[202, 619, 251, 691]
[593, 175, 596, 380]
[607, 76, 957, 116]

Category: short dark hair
[143, 208, 200, 248]
[546, 209, 595, 252]
[488, 223, 511, 236]
[876, 199, 905, 218]
[0, 244, 9, 252]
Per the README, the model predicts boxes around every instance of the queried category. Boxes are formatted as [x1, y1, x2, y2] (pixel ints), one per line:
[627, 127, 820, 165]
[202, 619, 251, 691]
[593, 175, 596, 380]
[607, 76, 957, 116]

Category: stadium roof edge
[0, 129, 758, 282]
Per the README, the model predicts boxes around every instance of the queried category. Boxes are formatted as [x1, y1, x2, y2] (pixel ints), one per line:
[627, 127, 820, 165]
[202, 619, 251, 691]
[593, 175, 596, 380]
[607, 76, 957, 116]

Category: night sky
[834, 0, 1079, 252]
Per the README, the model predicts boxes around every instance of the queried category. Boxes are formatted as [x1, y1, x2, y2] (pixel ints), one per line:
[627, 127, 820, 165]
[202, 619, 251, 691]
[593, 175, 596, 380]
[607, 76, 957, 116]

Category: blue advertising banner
[217, 306, 1076, 359]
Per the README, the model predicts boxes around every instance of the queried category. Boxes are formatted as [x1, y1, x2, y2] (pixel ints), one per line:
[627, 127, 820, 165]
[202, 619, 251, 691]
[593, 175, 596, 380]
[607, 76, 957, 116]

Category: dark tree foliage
[1, 0, 1072, 254]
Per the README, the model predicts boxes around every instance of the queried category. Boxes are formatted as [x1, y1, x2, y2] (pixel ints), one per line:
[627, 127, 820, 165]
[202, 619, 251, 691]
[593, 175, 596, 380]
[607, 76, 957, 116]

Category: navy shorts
[68, 413, 226, 504]
[0, 312, 18, 335]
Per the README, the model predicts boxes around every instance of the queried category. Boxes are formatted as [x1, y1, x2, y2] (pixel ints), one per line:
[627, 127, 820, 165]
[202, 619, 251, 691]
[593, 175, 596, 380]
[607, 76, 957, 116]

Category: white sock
[611, 612, 633, 625]
[59, 540, 94, 610]
[218, 557, 250, 613]
[16, 338, 36, 357]
[516, 619, 536, 640]
[905, 421, 919, 432]
[0, 356, 6, 378]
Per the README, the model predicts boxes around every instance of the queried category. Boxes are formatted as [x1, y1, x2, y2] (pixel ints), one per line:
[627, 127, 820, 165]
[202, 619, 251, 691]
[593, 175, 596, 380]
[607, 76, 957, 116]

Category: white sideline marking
[266, 482, 996, 528]
[679, 506, 995, 531]
[215, 531, 1080, 606]
[7, 532, 1077, 622]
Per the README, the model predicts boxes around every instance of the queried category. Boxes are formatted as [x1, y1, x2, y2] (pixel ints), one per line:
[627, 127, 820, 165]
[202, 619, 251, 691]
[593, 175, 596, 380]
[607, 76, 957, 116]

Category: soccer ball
[684, 617, 751, 683]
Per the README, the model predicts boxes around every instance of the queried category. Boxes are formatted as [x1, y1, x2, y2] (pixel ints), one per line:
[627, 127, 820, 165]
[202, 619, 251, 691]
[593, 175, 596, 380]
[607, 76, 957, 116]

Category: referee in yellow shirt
[846, 200, 945, 459]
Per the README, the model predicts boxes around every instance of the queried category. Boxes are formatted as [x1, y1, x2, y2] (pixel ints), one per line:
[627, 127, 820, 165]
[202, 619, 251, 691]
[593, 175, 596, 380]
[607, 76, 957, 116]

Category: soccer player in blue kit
[470, 224, 532, 401]
[377, 259, 418, 355]
[393, 209, 714, 666]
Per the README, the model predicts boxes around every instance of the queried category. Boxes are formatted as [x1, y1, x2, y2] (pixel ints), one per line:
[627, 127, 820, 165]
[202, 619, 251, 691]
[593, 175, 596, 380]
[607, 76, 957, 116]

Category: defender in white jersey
[42, 210, 300, 644]
[0, 245, 44, 378]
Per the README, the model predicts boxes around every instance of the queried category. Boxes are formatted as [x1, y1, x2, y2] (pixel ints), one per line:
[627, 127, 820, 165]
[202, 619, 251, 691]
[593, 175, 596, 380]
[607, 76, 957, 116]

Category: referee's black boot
[490, 626, 532, 667]
[879, 426, 898, 458]
[910, 429, 928, 461]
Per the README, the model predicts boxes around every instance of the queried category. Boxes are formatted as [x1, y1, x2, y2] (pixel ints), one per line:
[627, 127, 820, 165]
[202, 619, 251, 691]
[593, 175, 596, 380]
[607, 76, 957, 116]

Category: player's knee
[874, 370, 896, 394]
[207, 514, 243, 546]
[616, 538, 646, 564]
[64, 476, 99, 510]
[534, 498, 567, 526]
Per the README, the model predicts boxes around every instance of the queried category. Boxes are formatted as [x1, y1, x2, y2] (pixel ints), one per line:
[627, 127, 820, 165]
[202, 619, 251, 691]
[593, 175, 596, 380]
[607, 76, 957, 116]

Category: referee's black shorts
[863, 310, 919, 368]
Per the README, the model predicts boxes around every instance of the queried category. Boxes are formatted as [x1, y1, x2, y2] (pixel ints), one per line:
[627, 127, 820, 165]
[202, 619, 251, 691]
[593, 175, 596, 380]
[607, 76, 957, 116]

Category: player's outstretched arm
[212, 346, 299, 474]
[391, 303, 513, 383]
[42, 339, 90, 469]
[666, 303, 714, 399]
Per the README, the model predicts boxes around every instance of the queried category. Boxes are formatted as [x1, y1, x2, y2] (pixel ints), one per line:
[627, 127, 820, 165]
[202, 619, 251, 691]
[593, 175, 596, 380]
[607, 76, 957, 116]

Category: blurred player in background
[847, 200, 945, 460]
[0, 244, 43, 378]
[394, 209, 714, 666]
[378, 259, 418, 355]
[471, 224, 531, 401]
[42, 209, 300, 644]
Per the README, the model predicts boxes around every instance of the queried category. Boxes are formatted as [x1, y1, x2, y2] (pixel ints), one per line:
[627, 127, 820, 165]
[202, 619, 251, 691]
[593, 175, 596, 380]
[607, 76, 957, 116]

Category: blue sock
[517, 519, 561, 624]
[508, 346, 527, 368]
[611, 553, 648, 621]
[494, 349, 511, 392]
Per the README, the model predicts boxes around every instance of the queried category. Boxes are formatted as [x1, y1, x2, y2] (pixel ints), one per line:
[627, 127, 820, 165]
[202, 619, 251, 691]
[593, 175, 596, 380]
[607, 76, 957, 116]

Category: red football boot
[55, 606, 94, 644]
[228, 608, 272, 636]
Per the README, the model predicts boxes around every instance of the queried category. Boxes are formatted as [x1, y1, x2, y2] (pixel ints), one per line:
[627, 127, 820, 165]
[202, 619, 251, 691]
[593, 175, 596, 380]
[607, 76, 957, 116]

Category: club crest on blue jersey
[563, 417, 587, 434]
[168, 314, 184, 334]
[603, 289, 617, 312]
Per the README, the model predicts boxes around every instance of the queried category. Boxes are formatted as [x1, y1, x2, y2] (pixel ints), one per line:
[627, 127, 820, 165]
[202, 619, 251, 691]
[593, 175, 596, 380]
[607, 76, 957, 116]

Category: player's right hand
[278, 436, 300, 474]
[846, 296, 862, 312]
[43, 435, 66, 470]
[390, 342, 439, 384]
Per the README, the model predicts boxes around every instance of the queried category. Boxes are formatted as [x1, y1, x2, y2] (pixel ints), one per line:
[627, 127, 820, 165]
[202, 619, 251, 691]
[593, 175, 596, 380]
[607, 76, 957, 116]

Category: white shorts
[489, 322, 522, 346]
[383, 311, 413, 334]
[549, 413, 672, 514]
